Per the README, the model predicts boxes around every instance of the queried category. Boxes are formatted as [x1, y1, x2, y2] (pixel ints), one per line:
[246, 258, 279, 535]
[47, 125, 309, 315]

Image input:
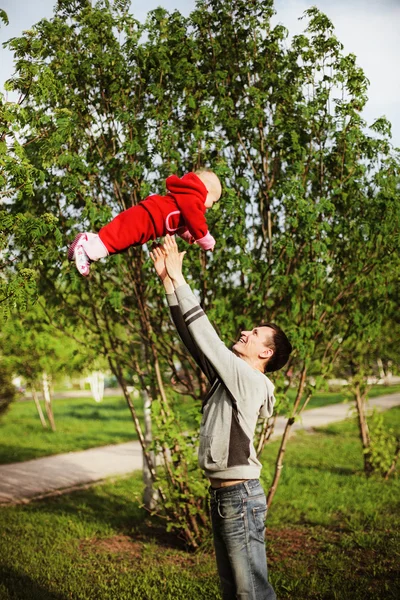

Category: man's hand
[164, 234, 187, 289]
[150, 244, 174, 294]
[150, 244, 168, 280]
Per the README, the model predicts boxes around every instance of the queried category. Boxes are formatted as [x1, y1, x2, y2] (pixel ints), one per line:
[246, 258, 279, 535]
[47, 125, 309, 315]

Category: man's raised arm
[149, 245, 215, 383]
[162, 236, 272, 408]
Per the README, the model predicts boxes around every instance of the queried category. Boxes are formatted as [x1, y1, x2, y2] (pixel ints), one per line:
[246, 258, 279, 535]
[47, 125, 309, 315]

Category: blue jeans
[210, 480, 276, 600]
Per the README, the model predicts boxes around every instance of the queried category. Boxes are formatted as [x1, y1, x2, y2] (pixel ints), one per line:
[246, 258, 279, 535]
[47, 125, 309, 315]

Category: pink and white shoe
[68, 233, 91, 277]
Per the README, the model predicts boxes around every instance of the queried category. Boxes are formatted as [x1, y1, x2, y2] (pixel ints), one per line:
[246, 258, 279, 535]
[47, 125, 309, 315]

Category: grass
[0, 395, 139, 464]
[300, 382, 400, 409]
[1, 384, 399, 465]
[0, 408, 399, 599]
[260, 409, 400, 599]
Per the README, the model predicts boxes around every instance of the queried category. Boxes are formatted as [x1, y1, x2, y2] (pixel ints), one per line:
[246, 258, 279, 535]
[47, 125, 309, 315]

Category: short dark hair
[260, 322, 292, 373]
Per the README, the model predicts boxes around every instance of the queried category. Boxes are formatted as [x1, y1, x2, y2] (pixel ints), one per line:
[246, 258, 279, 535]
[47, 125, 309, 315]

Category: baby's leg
[81, 233, 109, 260]
[68, 232, 107, 276]
[98, 204, 155, 254]
[68, 205, 155, 276]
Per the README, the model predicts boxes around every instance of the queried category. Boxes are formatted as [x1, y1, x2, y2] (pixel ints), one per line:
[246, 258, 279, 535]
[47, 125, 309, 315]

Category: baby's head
[194, 168, 222, 208]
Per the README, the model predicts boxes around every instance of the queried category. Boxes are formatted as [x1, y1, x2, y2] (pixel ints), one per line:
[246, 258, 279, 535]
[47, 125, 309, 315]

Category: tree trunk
[114, 371, 166, 500]
[32, 384, 47, 429]
[267, 365, 308, 509]
[256, 416, 275, 457]
[89, 371, 105, 403]
[267, 416, 295, 509]
[384, 440, 400, 480]
[142, 389, 159, 510]
[385, 360, 393, 386]
[42, 371, 56, 432]
[376, 358, 385, 380]
[354, 383, 373, 475]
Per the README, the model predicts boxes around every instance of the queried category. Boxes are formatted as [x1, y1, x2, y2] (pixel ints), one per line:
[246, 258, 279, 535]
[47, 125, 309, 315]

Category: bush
[0, 363, 16, 418]
[364, 409, 399, 477]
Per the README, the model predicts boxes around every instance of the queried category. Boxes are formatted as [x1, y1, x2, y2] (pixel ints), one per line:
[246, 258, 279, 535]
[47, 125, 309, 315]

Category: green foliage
[0, 301, 94, 387]
[0, 211, 61, 319]
[0, 96, 62, 319]
[1, 0, 399, 545]
[333, 283, 400, 476]
[149, 397, 210, 541]
[0, 362, 15, 418]
[0, 9, 9, 27]
[364, 409, 398, 477]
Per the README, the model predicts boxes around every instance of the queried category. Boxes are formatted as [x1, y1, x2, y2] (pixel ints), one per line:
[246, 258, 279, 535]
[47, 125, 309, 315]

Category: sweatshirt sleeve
[177, 229, 195, 245]
[174, 284, 268, 405]
[166, 174, 215, 250]
[166, 291, 216, 383]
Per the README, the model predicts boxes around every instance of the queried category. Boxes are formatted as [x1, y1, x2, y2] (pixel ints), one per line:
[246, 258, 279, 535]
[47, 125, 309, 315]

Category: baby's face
[198, 172, 222, 208]
[204, 191, 220, 208]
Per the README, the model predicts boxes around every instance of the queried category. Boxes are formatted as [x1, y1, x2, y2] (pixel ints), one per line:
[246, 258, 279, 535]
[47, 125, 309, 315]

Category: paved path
[1, 393, 399, 505]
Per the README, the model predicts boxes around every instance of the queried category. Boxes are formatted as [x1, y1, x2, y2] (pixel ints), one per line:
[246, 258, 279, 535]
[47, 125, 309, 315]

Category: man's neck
[233, 349, 264, 373]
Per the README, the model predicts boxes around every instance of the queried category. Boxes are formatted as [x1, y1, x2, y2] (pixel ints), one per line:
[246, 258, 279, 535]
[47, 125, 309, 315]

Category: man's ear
[260, 347, 273, 360]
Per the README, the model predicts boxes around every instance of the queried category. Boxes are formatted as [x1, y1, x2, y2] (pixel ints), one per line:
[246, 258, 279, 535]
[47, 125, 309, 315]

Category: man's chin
[232, 343, 241, 356]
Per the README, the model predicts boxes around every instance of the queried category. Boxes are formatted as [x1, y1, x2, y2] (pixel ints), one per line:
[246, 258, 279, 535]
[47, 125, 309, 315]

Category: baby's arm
[176, 199, 216, 251]
[166, 174, 216, 251]
[178, 230, 195, 245]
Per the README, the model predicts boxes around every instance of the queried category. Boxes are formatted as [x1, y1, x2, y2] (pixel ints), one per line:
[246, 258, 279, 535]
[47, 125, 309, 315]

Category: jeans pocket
[252, 504, 267, 542]
[217, 496, 244, 520]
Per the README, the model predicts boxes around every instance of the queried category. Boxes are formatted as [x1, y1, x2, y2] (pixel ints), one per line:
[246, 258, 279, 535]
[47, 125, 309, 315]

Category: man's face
[232, 326, 274, 364]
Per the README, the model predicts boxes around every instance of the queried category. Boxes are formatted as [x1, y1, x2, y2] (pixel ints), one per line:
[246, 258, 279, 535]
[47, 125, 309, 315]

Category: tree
[0, 11, 62, 319]
[2, 0, 399, 546]
[0, 362, 15, 418]
[188, 1, 400, 504]
[333, 277, 400, 478]
[1, 302, 92, 430]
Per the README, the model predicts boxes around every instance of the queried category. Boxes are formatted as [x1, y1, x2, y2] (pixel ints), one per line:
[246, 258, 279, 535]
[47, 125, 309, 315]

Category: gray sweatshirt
[167, 284, 275, 480]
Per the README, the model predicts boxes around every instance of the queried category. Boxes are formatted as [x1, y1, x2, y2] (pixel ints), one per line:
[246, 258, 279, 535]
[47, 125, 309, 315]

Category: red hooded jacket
[99, 173, 216, 253]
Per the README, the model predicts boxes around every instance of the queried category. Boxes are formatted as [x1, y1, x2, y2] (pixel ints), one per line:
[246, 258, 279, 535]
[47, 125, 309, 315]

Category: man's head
[194, 168, 222, 208]
[232, 323, 292, 374]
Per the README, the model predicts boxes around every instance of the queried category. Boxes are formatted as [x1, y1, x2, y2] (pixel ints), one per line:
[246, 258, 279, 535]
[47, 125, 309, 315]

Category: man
[150, 235, 292, 600]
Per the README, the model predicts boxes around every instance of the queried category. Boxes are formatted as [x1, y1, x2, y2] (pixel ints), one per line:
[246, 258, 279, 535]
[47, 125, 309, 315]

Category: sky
[1, 0, 399, 146]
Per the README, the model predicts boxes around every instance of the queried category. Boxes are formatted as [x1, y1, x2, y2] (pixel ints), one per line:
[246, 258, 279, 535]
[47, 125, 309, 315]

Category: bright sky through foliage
[1, 0, 399, 146]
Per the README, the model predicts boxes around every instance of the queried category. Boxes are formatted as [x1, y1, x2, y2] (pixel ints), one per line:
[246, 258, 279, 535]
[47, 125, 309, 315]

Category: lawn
[296, 382, 400, 409]
[0, 395, 138, 464]
[0, 408, 398, 599]
[1, 384, 399, 465]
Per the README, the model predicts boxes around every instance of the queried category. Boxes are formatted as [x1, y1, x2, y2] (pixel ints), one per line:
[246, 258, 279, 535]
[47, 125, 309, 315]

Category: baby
[68, 169, 221, 276]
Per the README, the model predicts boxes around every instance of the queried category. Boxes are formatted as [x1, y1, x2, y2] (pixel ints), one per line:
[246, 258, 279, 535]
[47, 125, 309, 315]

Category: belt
[209, 478, 248, 489]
